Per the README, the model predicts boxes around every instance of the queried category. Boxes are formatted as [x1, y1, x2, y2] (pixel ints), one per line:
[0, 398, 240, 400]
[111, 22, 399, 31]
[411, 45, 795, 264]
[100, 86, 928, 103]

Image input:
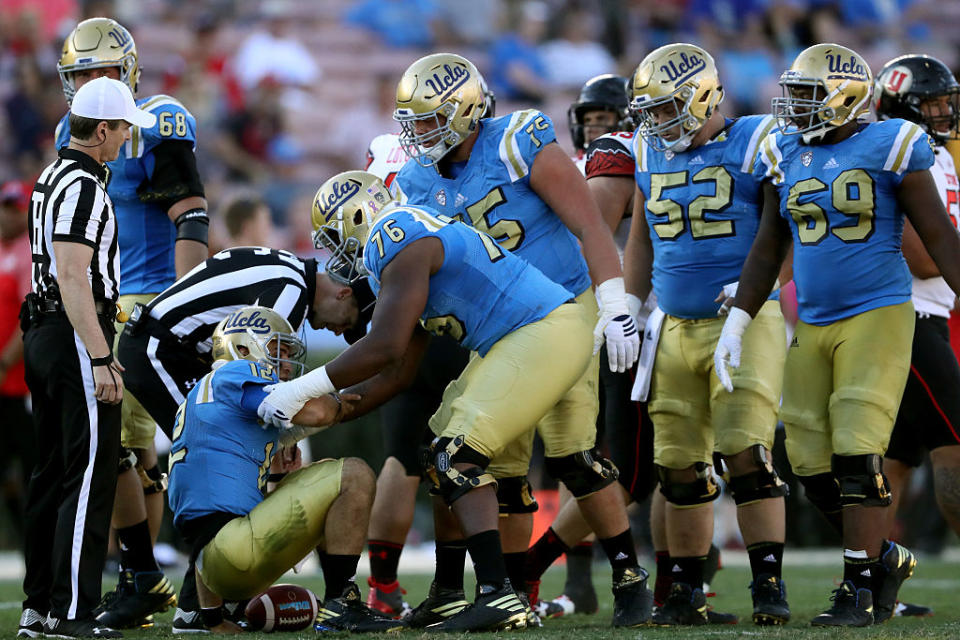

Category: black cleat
[895, 601, 933, 617]
[517, 592, 542, 628]
[706, 607, 739, 624]
[611, 566, 654, 627]
[43, 615, 122, 638]
[17, 608, 45, 638]
[810, 581, 874, 627]
[652, 582, 708, 626]
[426, 582, 527, 632]
[874, 540, 917, 623]
[750, 574, 790, 625]
[403, 581, 470, 628]
[314, 583, 406, 633]
[95, 570, 176, 629]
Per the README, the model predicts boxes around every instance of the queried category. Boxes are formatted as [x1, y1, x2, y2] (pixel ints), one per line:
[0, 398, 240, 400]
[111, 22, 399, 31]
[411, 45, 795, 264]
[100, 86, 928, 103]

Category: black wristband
[267, 472, 288, 483]
[200, 606, 223, 628]
[174, 208, 210, 245]
[90, 353, 114, 367]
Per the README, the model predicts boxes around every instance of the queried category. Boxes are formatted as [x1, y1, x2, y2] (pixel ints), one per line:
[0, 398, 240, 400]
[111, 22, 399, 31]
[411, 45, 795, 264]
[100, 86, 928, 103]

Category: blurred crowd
[0, 0, 958, 256]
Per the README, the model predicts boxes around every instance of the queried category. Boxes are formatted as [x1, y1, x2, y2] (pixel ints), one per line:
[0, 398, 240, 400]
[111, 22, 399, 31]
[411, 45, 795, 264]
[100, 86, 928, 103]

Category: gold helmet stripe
[759, 134, 785, 185]
[741, 115, 778, 174]
[499, 109, 539, 181]
[884, 122, 923, 174]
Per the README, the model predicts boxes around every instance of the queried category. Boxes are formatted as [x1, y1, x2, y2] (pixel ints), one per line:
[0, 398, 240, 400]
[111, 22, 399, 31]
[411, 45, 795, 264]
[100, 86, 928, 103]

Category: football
[244, 583, 319, 632]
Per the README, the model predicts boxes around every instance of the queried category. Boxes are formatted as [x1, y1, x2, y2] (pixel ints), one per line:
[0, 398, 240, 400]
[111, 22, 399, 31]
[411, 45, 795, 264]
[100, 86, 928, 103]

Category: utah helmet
[630, 43, 724, 153]
[394, 53, 488, 167]
[568, 74, 632, 150]
[58, 17, 140, 105]
[312, 170, 395, 284]
[773, 43, 872, 144]
[212, 306, 305, 378]
[875, 54, 959, 143]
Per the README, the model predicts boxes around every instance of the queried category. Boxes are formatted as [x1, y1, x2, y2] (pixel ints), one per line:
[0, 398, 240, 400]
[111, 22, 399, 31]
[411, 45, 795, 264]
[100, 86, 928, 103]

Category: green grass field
[3, 557, 960, 639]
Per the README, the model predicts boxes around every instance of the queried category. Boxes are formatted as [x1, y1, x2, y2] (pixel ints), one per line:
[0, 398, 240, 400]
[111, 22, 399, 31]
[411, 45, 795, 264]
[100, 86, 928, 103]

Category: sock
[524, 527, 569, 583]
[179, 562, 199, 611]
[318, 552, 360, 601]
[368, 540, 403, 584]
[435, 540, 467, 592]
[669, 555, 706, 590]
[563, 543, 593, 593]
[598, 529, 638, 571]
[503, 552, 527, 592]
[653, 550, 673, 606]
[465, 530, 507, 588]
[116, 520, 159, 574]
[843, 549, 879, 592]
[746, 541, 784, 581]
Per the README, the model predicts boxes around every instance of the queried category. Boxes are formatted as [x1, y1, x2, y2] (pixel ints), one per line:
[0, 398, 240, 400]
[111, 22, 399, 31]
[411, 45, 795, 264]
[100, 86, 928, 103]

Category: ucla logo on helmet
[223, 310, 272, 335]
[316, 179, 361, 222]
[424, 63, 469, 102]
[660, 52, 706, 86]
[825, 53, 868, 80]
[107, 27, 132, 51]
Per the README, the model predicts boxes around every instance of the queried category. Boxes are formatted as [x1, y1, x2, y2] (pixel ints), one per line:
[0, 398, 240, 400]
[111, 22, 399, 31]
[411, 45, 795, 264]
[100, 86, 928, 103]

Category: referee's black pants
[21, 313, 120, 621]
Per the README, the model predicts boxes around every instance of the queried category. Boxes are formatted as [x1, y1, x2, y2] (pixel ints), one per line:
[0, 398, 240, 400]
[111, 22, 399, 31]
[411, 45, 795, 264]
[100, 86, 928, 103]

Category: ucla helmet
[212, 306, 305, 377]
[58, 17, 140, 105]
[875, 54, 959, 143]
[773, 43, 873, 144]
[630, 43, 724, 153]
[312, 170, 395, 284]
[568, 74, 632, 150]
[394, 53, 488, 167]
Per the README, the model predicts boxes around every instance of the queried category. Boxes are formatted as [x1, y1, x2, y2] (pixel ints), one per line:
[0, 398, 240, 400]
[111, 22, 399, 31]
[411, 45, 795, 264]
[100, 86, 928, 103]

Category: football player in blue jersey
[167, 306, 402, 634]
[54, 17, 210, 628]
[262, 170, 652, 630]
[389, 53, 646, 627]
[715, 43, 960, 627]
[622, 43, 790, 627]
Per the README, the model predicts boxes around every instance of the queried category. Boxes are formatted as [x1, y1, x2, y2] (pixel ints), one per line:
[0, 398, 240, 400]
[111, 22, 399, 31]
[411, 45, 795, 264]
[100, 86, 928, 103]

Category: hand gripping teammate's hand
[594, 278, 640, 373]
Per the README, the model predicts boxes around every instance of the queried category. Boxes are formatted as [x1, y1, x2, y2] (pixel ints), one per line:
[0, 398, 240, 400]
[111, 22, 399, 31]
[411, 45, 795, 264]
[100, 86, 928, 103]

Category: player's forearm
[58, 271, 111, 359]
[580, 222, 624, 285]
[169, 196, 209, 276]
[734, 242, 787, 317]
[623, 231, 653, 302]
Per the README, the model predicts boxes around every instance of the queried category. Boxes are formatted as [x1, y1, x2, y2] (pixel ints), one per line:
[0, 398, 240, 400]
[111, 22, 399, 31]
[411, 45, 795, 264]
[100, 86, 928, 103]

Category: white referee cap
[70, 77, 156, 129]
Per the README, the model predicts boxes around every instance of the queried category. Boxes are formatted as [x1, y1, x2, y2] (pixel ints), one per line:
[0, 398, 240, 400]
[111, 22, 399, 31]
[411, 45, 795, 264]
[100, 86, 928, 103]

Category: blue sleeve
[141, 99, 198, 154]
[211, 361, 276, 414]
[906, 131, 936, 174]
[515, 110, 557, 169]
[55, 113, 70, 150]
[240, 384, 270, 413]
[363, 209, 434, 280]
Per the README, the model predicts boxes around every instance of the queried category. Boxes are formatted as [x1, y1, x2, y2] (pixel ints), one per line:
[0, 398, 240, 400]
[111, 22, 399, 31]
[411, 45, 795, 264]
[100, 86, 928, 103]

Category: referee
[114, 245, 374, 632]
[18, 78, 155, 639]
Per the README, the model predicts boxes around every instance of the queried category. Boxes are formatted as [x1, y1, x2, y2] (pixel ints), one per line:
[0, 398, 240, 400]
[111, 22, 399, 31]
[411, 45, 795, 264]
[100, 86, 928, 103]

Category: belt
[39, 297, 117, 318]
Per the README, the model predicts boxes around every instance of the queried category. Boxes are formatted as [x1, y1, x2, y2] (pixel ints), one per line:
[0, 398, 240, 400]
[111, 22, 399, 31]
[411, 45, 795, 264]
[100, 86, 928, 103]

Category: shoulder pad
[132, 94, 198, 156]
[584, 132, 635, 179]
[879, 119, 934, 175]
[496, 109, 556, 182]
[739, 114, 778, 174]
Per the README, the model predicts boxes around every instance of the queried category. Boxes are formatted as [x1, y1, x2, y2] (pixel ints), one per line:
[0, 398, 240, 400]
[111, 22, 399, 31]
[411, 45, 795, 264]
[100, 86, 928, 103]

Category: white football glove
[715, 281, 738, 316]
[594, 278, 640, 373]
[258, 385, 295, 429]
[257, 366, 336, 428]
[713, 307, 752, 393]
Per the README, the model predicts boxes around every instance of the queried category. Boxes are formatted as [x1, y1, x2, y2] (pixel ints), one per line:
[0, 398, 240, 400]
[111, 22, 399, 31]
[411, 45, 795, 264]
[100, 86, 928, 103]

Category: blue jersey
[167, 359, 279, 526]
[362, 204, 572, 356]
[394, 109, 592, 298]
[56, 94, 199, 295]
[634, 115, 779, 318]
[756, 119, 935, 324]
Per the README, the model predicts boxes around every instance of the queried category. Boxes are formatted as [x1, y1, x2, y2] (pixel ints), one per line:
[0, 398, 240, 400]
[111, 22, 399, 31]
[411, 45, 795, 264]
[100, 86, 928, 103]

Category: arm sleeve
[137, 140, 205, 209]
[240, 383, 271, 413]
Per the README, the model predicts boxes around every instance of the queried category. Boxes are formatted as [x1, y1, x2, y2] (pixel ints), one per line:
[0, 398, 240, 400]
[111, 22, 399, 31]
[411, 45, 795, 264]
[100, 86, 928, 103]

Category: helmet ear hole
[352, 209, 363, 225]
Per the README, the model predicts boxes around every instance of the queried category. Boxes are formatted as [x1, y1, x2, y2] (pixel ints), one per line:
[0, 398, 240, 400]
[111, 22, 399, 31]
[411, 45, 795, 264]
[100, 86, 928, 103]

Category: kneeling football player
[166, 306, 403, 633]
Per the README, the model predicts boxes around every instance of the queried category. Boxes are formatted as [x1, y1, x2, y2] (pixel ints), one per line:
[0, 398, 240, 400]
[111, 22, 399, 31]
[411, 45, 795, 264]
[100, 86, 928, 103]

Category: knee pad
[544, 448, 619, 498]
[656, 462, 720, 507]
[118, 447, 137, 474]
[138, 463, 169, 496]
[797, 472, 843, 533]
[831, 454, 892, 507]
[495, 476, 539, 514]
[424, 436, 496, 506]
[726, 445, 789, 506]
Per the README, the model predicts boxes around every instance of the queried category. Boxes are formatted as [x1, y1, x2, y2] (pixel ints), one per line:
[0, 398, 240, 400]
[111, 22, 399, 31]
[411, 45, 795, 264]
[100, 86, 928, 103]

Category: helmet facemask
[916, 91, 960, 142]
[223, 330, 306, 380]
[631, 86, 702, 153]
[314, 220, 368, 285]
[774, 72, 871, 144]
[396, 101, 466, 168]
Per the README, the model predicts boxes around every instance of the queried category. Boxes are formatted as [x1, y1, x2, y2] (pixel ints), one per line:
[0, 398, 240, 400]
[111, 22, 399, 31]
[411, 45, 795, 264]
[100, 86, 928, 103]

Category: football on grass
[244, 583, 318, 632]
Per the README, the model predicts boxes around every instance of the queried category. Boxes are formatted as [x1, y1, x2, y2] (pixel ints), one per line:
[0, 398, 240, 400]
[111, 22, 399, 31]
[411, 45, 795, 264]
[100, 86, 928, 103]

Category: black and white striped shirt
[29, 149, 120, 302]
[144, 247, 318, 354]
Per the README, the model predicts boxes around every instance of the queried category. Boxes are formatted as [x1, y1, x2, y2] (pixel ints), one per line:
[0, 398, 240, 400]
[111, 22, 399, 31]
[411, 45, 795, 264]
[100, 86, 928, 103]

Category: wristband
[90, 353, 114, 367]
[595, 277, 629, 314]
[330, 392, 343, 423]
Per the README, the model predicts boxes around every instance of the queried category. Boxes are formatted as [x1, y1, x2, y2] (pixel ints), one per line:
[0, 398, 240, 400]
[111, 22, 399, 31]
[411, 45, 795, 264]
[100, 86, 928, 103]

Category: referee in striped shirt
[18, 78, 155, 639]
